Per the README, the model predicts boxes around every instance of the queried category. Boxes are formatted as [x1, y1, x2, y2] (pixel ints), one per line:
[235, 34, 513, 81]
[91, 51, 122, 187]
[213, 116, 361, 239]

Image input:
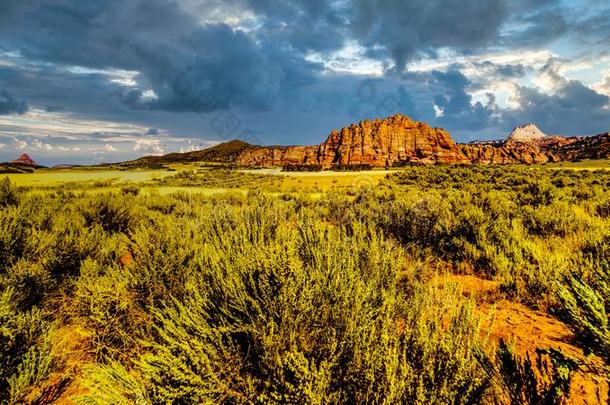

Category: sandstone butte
[10, 153, 39, 166]
[235, 114, 567, 168]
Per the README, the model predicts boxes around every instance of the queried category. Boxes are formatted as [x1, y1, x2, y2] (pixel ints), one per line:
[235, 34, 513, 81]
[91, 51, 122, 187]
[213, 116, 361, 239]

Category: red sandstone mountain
[128, 115, 609, 168]
[9, 153, 38, 166]
[234, 116, 576, 167]
[235, 115, 469, 167]
[0, 153, 42, 173]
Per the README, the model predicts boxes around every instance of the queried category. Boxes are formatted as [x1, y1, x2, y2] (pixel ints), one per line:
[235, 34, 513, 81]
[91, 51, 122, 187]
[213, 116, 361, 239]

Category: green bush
[78, 221, 491, 404]
[557, 237, 610, 361]
[0, 288, 52, 400]
[0, 177, 19, 207]
[491, 340, 577, 405]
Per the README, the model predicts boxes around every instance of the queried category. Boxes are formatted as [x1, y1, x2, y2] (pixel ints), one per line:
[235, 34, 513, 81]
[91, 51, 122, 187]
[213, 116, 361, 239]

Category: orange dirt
[119, 250, 133, 267]
[49, 325, 93, 404]
[438, 274, 609, 405]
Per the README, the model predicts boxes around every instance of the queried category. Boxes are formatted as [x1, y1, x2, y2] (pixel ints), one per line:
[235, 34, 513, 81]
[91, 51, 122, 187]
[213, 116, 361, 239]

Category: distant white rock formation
[507, 123, 547, 143]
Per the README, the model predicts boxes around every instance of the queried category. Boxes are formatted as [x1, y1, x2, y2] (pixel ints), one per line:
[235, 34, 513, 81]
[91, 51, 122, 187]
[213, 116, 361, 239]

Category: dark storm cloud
[237, 0, 347, 53]
[0, 0, 317, 115]
[569, 1, 610, 44]
[0, 89, 28, 115]
[503, 9, 568, 48]
[505, 80, 610, 135]
[431, 70, 496, 131]
[349, 0, 510, 71]
[0, 64, 129, 117]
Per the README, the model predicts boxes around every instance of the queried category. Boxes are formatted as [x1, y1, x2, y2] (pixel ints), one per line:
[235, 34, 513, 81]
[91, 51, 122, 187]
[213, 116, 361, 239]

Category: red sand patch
[440, 274, 608, 405]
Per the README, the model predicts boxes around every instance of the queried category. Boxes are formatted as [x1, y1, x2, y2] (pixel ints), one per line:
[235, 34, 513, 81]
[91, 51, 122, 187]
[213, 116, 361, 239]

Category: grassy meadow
[1, 162, 609, 403]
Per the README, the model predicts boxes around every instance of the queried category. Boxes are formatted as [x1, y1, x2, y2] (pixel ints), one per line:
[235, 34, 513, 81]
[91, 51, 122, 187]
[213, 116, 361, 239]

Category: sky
[0, 0, 609, 165]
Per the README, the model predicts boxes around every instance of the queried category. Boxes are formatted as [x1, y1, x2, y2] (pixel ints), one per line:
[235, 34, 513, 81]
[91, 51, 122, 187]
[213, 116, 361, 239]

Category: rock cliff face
[10, 153, 38, 166]
[235, 115, 581, 168]
[318, 115, 467, 166]
[235, 145, 320, 167]
[458, 142, 559, 164]
[507, 123, 547, 143]
[236, 115, 470, 168]
[134, 115, 609, 168]
[551, 132, 610, 160]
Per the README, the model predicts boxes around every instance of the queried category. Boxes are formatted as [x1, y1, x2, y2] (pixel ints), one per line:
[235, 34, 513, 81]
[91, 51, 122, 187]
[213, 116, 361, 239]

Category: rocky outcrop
[235, 145, 320, 167]
[318, 115, 467, 166]
[551, 132, 610, 160]
[458, 123, 586, 164]
[504, 123, 581, 150]
[507, 123, 547, 143]
[128, 115, 609, 168]
[235, 115, 609, 168]
[235, 115, 580, 168]
[236, 114, 471, 168]
[458, 143, 559, 164]
[10, 153, 38, 166]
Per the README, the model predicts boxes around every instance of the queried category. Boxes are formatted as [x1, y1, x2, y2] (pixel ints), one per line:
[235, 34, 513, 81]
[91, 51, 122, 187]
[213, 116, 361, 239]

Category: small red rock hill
[10, 153, 38, 166]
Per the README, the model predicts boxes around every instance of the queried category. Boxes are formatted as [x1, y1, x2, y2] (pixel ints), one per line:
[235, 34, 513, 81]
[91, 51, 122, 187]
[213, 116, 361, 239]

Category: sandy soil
[442, 274, 609, 405]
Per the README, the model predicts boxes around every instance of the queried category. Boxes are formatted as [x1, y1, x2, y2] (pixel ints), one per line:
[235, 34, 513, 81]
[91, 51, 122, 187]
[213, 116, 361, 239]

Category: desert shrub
[6, 333, 64, 404]
[491, 340, 577, 405]
[0, 207, 29, 272]
[4, 164, 609, 402]
[0, 177, 19, 207]
[596, 197, 610, 218]
[521, 203, 591, 237]
[558, 275, 610, 361]
[1, 260, 54, 311]
[78, 221, 491, 404]
[557, 236, 610, 361]
[518, 180, 558, 207]
[121, 185, 140, 196]
[379, 194, 453, 248]
[127, 218, 200, 304]
[0, 288, 50, 400]
[77, 362, 149, 405]
[43, 213, 105, 279]
[82, 195, 138, 234]
[571, 184, 594, 201]
[70, 260, 149, 362]
[158, 169, 279, 189]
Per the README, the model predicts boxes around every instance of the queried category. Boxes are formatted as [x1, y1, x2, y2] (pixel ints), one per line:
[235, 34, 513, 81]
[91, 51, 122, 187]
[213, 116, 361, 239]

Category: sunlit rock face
[236, 114, 469, 168]
[233, 115, 610, 168]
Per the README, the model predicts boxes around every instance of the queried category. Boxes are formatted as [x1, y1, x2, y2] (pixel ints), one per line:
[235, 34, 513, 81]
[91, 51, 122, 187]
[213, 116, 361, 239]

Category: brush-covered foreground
[1, 164, 609, 404]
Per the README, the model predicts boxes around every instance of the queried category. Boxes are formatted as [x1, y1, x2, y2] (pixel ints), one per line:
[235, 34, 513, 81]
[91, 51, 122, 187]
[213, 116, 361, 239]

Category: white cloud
[133, 139, 164, 155]
[593, 74, 610, 97]
[102, 144, 117, 152]
[407, 49, 554, 74]
[306, 41, 386, 76]
[87, 144, 117, 154]
[0, 109, 217, 163]
[177, 0, 257, 27]
[11, 138, 28, 149]
[433, 104, 444, 118]
[31, 139, 54, 151]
